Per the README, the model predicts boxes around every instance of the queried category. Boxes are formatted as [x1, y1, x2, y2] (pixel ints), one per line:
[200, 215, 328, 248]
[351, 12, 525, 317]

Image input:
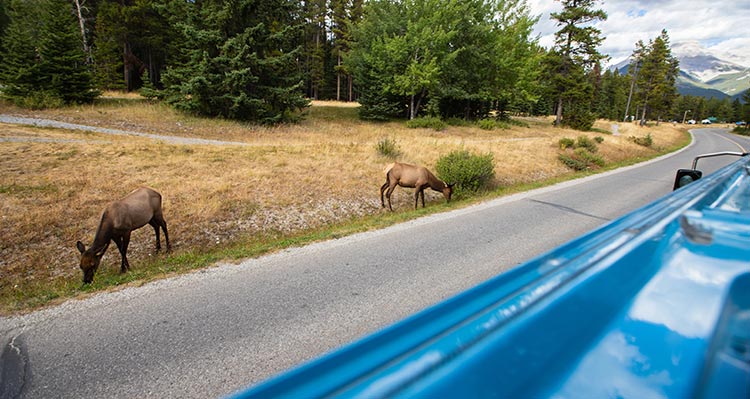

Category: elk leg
[420, 187, 426, 208]
[120, 231, 131, 273]
[380, 180, 390, 208]
[149, 219, 162, 251]
[385, 183, 398, 211]
[161, 219, 171, 253]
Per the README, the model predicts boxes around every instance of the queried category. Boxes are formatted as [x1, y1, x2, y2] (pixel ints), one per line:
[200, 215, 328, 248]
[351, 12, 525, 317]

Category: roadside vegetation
[0, 98, 690, 315]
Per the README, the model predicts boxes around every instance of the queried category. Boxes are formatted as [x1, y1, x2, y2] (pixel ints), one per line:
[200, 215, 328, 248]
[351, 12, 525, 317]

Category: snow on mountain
[672, 41, 747, 82]
[607, 41, 749, 99]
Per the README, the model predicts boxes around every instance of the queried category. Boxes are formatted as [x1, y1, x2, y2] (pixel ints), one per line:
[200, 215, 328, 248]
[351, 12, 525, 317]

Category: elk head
[76, 241, 107, 284]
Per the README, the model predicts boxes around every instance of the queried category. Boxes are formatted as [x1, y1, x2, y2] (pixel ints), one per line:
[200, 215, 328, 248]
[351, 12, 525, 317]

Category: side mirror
[673, 169, 702, 190]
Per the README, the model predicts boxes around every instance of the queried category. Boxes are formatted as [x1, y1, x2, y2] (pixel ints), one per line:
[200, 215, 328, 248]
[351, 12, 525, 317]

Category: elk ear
[94, 243, 109, 258]
[76, 241, 86, 254]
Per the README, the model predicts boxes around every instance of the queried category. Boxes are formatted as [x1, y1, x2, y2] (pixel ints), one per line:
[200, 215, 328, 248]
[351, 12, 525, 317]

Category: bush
[8, 91, 65, 110]
[629, 134, 653, 147]
[375, 137, 400, 158]
[558, 153, 589, 171]
[563, 104, 596, 131]
[574, 148, 605, 167]
[558, 137, 575, 149]
[594, 136, 604, 144]
[557, 135, 605, 171]
[575, 135, 598, 153]
[406, 117, 446, 131]
[436, 150, 495, 197]
[478, 118, 496, 130]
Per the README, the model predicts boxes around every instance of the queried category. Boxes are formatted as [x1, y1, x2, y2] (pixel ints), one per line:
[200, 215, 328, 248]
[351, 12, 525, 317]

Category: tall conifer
[162, 0, 308, 123]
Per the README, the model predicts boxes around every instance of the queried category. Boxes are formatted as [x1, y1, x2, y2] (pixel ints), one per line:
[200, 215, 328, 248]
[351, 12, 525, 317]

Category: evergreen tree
[742, 89, 750, 129]
[0, 0, 40, 103]
[594, 69, 627, 120]
[633, 30, 679, 125]
[93, 0, 176, 92]
[0, 0, 97, 107]
[0, 0, 9, 66]
[161, 0, 309, 123]
[547, 0, 607, 128]
[38, 0, 98, 104]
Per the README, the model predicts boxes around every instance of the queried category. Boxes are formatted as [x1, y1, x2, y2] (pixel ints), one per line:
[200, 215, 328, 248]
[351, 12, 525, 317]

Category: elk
[380, 162, 454, 211]
[76, 187, 170, 284]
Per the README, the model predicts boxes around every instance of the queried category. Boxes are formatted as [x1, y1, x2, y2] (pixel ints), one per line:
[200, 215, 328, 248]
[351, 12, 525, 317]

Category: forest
[0, 0, 748, 128]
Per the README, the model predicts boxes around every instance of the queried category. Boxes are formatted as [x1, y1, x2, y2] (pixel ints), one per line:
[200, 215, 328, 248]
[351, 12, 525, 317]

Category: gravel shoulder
[0, 115, 248, 146]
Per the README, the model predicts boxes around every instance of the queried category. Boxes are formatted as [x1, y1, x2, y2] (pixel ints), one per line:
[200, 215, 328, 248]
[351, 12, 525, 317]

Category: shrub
[8, 91, 65, 110]
[594, 136, 604, 144]
[575, 135, 598, 153]
[558, 137, 575, 149]
[436, 150, 495, 197]
[574, 148, 605, 167]
[563, 104, 596, 131]
[557, 136, 605, 171]
[406, 117, 446, 131]
[629, 134, 653, 147]
[478, 118, 496, 130]
[375, 137, 400, 158]
[558, 153, 589, 171]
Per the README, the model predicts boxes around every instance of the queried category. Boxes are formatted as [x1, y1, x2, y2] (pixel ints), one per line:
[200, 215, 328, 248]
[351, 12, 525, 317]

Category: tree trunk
[348, 75, 353, 102]
[73, 0, 92, 64]
[555, 97, 563, 126]
[336, 54, 341, 101]
[410, 95, 416, 119]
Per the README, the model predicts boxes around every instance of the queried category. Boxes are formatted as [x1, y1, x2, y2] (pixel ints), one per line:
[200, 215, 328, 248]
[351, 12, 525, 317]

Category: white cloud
[527, 0, 750, 67]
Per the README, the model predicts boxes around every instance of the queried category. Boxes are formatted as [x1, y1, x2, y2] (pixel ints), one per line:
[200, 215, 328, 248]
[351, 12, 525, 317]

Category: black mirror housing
[673, 169, 703, 190]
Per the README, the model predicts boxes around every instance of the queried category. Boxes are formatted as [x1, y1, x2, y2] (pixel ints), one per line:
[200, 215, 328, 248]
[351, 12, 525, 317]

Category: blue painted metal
[232, 156, 750, 399]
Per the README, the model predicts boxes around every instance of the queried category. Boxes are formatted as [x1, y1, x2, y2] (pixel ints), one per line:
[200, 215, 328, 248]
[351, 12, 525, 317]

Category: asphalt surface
[1, 127, 746, 398]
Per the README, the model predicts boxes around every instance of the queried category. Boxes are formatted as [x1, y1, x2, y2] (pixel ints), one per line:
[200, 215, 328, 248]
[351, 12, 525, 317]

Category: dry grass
[0, 97, 688, 314]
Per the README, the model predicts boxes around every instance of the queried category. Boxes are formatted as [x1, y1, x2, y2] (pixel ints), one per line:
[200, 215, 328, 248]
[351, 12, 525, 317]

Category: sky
[527, 0, 750, 67]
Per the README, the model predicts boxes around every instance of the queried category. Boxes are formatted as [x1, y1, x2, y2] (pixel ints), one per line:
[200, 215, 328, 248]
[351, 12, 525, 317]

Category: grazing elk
[380, 162, 454, 211]
[76, 187, 171, 284]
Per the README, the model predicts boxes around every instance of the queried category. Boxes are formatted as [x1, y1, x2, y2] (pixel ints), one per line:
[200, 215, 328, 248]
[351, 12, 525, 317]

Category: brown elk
[380, 162, 454, 211]
[76, 187, 170, 284]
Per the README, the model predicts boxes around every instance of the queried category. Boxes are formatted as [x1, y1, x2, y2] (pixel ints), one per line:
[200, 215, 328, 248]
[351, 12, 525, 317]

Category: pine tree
[634, 29, 679, 125]
[0, 0, 41, 103]
[161, 0, 309, 123]
[548, 0, 607, 128]
[0, 0, 97, 106]
[38, 0, 98, 104]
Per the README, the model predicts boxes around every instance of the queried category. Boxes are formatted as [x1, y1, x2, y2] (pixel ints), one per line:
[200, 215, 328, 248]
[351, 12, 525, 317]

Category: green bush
[436, 150, 495, 197]
[558, 153, 589, 171]
[558, 137, 575, 149]
[375, 137, 400, 158]
[406, 117, 446, 131]
[574, 147, 605, 166]
[575, 135, 598, 153]
[594, 136, 604, 144]
[8, 91, 65, 110]
[478, 118, 496, 130]
[563, 104, 596, 131]
[629, 134, 653, 147]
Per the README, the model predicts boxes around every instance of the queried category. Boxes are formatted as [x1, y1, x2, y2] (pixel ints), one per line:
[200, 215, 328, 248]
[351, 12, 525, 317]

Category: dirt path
[0, 115, 249, 146]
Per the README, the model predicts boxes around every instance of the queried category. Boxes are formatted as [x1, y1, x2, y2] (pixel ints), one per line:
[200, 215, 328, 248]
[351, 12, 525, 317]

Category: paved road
[1, 128, 746, 398]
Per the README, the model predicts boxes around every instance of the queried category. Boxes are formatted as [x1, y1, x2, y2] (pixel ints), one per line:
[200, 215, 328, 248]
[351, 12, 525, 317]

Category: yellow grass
[0, 98, 688, 314]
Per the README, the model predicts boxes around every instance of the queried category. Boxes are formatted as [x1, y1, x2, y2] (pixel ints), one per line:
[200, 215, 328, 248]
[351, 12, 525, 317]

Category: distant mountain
[609, 41, 749, 101]
[672, 41, 746, 82]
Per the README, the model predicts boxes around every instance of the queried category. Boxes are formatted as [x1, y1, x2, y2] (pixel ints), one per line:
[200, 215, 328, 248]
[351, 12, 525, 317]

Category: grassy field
[0, 95, 690, 314]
